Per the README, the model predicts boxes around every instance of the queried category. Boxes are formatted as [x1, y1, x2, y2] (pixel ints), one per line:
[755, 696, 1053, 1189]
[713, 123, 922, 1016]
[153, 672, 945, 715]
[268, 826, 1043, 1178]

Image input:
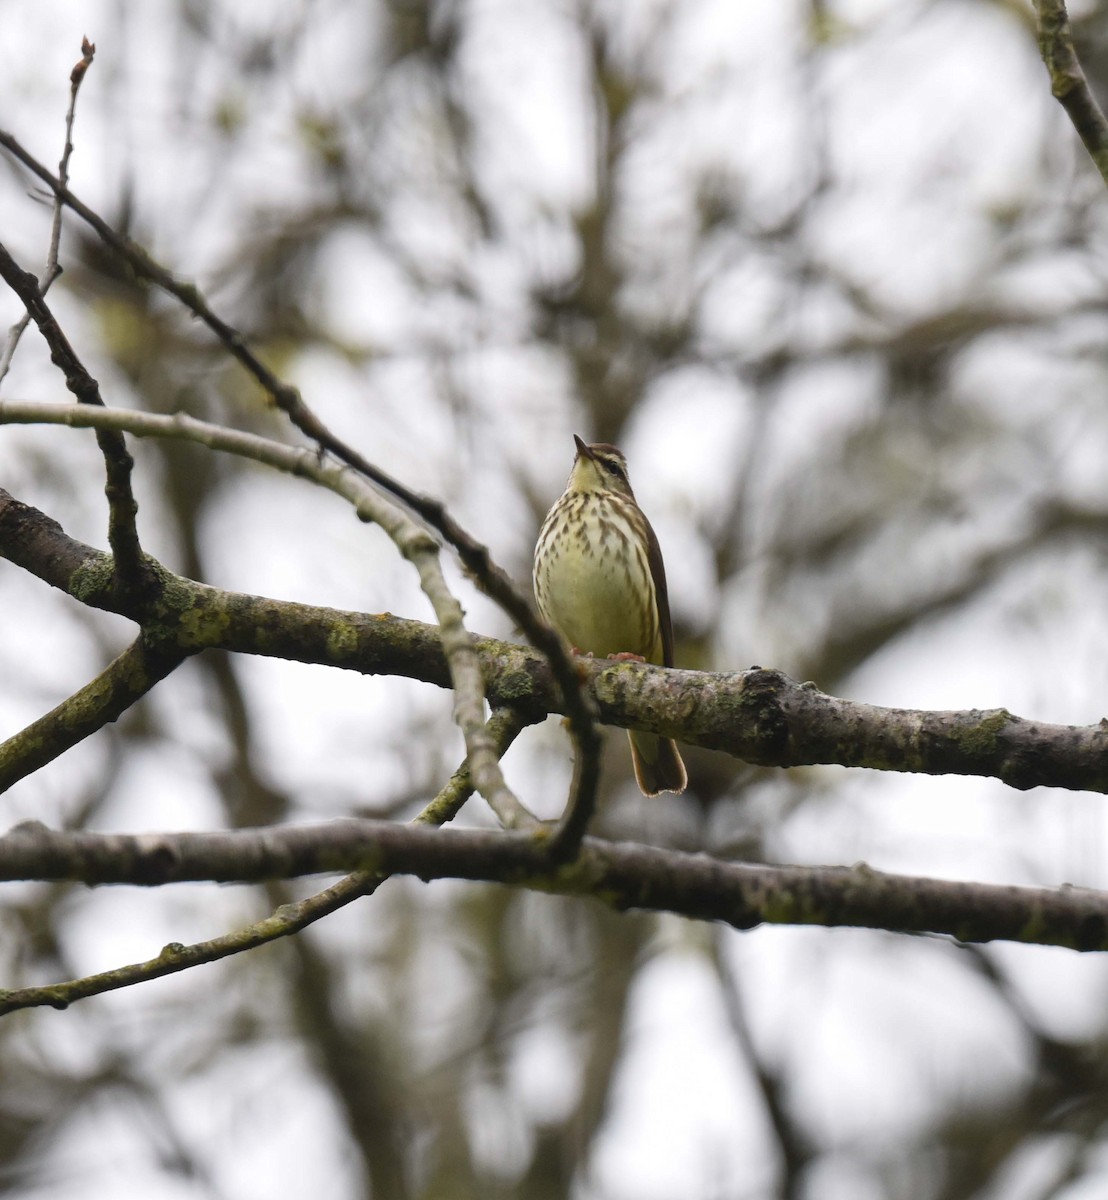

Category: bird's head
[568, 434, 636, 498]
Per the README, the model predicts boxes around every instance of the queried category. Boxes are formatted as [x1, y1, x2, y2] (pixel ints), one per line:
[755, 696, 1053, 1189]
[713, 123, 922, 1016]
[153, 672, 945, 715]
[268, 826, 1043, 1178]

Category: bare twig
[0, 707, 529, 1015]
[0, 37, 94, 385]
[1034, 0, 1108, 186]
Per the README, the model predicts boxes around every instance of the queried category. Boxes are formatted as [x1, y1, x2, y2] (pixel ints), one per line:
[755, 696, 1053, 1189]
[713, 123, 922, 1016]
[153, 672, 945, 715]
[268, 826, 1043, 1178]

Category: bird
[533, 434, 687, 796]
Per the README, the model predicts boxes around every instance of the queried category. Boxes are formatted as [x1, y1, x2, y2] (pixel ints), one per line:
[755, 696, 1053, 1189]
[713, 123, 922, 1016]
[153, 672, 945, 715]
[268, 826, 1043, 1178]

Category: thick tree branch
[2, 485, 1108, 794]
[0, 818, 1105, 955]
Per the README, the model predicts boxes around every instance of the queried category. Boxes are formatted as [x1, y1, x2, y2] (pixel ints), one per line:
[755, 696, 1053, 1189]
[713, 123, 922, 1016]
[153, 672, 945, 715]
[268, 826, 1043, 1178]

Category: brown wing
[643, 515, 676, 668]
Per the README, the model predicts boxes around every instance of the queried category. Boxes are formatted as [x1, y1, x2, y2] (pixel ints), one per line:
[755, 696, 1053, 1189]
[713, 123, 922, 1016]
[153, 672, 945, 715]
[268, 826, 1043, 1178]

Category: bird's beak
[573, 434, 593, 461]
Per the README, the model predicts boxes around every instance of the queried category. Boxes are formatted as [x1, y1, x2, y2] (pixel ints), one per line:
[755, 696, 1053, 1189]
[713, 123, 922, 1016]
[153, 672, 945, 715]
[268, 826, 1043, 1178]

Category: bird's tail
[628, 731, 687, 796]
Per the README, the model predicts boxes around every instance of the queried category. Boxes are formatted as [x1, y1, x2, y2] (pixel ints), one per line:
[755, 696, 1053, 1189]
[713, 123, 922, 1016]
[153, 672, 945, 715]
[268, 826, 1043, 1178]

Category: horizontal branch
[2, 485, 1108, 794]
[1, 818, 1105, 953]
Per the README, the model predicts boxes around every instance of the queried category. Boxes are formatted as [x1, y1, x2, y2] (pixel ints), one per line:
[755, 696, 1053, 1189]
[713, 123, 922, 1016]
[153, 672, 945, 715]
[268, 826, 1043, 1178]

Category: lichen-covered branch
[0, 818, 1104, 956]
[2, 484, 1108, 795]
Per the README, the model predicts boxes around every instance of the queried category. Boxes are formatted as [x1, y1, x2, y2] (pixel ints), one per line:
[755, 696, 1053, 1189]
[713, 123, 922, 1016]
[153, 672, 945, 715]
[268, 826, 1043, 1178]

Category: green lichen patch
[68, 554, 116, 605]
[958, 708, 1015, 758]
[324, 619, 361, 664]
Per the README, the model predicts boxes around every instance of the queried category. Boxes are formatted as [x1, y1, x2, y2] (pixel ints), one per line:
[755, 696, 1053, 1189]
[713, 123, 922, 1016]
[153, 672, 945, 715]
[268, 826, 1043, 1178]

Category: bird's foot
[607, 652, 646, 662]
[566, 647, 595, 682]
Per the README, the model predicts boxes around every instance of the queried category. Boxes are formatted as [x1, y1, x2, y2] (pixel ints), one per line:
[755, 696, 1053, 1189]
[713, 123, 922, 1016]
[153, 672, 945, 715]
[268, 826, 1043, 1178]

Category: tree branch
[0, 818, 1105, 954]
[1034, 0, 1108, 185]
[2, 484, 1108, 794]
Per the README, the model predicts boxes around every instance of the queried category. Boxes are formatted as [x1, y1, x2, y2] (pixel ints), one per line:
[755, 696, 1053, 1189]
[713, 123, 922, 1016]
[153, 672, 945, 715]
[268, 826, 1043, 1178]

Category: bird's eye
[603, 460, 622, 477]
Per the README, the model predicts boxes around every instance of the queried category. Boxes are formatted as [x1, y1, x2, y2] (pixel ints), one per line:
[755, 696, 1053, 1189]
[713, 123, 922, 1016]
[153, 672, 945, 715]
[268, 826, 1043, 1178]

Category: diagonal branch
[1034, 0, 1108, 185]
[0, 634, 188, 792]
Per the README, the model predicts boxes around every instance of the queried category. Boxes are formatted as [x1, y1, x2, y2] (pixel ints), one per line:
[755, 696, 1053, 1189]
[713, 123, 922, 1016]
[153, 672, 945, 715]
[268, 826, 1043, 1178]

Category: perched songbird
[533, 435, 688, 795]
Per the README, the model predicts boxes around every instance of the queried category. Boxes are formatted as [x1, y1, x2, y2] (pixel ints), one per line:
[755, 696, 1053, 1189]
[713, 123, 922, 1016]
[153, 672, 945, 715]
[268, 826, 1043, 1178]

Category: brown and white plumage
[534, 435, 687, 796]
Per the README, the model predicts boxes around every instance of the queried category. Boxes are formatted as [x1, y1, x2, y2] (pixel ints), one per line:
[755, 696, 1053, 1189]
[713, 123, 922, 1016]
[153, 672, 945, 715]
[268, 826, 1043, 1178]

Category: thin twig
[0, 707, 529, 1015]
[0, 129, 603, 852]
[0, 38, 94, 386]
